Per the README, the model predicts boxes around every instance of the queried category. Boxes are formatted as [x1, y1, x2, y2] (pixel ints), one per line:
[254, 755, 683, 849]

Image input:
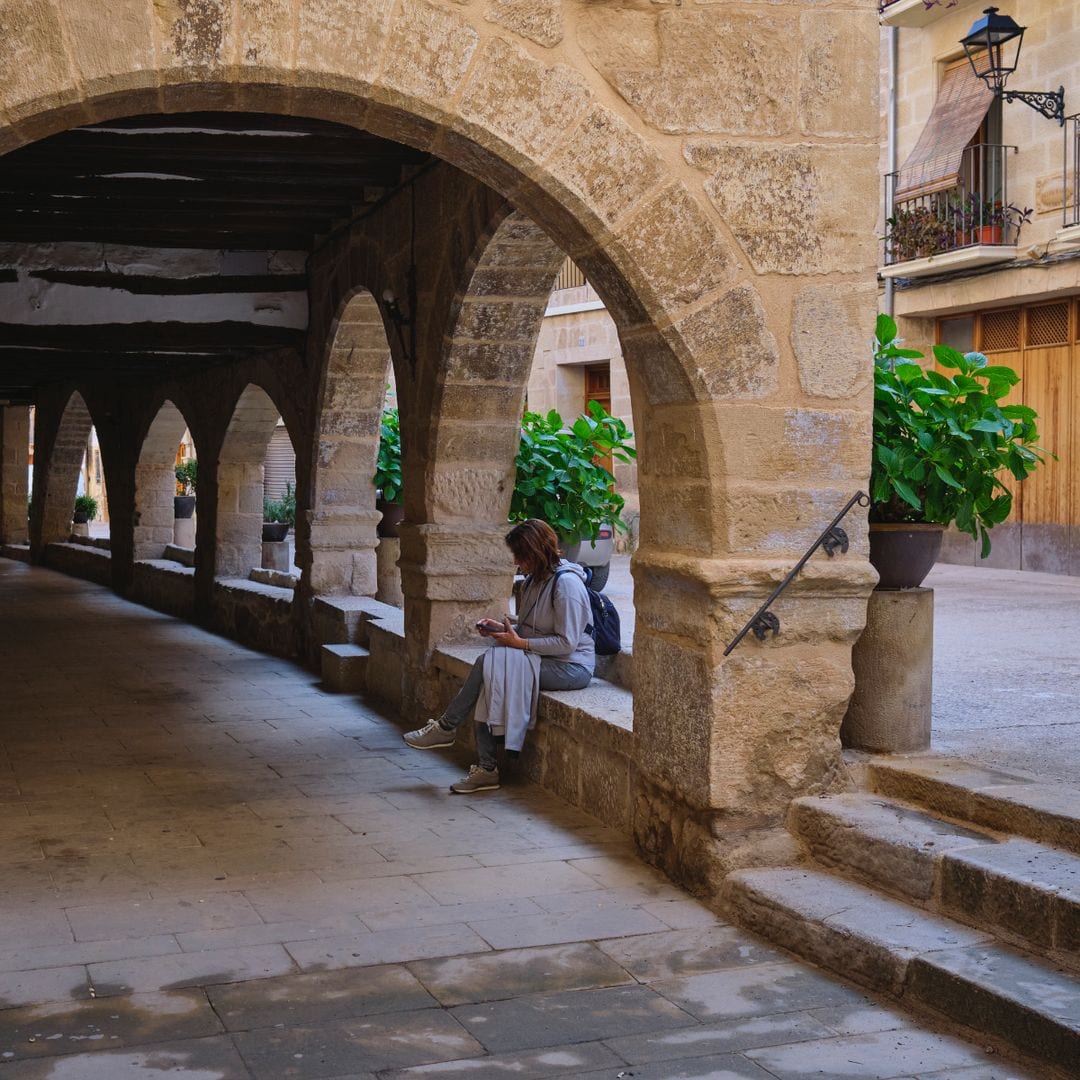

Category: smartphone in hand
[476, 618, 504, 636]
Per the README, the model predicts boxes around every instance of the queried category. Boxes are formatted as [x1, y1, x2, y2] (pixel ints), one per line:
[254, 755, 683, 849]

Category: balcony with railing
[881, 143, 1026, 279]
[879, 0, 961, 29]
[1064, 114, 1080, 233]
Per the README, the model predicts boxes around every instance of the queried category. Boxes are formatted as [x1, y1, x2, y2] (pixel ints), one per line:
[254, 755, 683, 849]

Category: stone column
[0, 406, 30, 546]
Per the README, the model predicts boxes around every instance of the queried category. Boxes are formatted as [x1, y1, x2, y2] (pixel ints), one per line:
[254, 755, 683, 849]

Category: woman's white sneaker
[403, 719, 456, 749]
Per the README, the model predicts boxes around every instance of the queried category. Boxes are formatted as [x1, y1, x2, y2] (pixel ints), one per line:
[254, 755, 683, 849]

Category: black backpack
[553, 567, 622, 656]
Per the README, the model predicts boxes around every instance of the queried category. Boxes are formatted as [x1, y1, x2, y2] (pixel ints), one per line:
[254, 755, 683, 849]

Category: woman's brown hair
[505, 519, 561, 580]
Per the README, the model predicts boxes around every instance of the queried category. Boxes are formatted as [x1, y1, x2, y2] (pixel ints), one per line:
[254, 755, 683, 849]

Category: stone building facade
[881, 0, 1080, 575]
[0, 0, 879, 889]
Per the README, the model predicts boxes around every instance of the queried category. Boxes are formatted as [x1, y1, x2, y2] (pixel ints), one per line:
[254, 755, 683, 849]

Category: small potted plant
[373, 407, 404, 538]
[869, 314, 1049, 588]
[510, 401, 637, 564]
[73, 493, 98, 524]
[884, 203, 947, 262]
[262, 482, 295, 543]
[174, 458, 197, 520]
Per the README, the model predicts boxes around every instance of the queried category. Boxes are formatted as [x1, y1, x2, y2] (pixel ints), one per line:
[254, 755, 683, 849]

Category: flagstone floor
[0, 559, 1038, 1079]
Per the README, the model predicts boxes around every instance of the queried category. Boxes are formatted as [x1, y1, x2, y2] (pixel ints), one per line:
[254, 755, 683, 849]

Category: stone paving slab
[0, 989, 221, 1061]
[0, 561, 1042, 1079]
[407, 942, 633, 1006]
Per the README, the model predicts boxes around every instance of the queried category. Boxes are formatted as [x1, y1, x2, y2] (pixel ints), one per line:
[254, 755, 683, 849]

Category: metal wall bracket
[750, 611, 780, 642]
[821, 526, 850, 557]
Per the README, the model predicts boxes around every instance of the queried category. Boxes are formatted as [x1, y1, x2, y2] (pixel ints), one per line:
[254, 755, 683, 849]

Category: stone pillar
[308, 507, 381, 595]
[174, 514, 196, 549]
[375, 537, 403, 606]
[843, 588, 933, 753]
[261, 539, 290, 572]
[0, 406, 30, 546]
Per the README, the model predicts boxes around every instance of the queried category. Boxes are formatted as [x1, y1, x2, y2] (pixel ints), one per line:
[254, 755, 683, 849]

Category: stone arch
[217, 383, 293, 579]
[133, 400, 193, 561]
[0, 8, 880, 873]
[37, 391, 94, 548]
[309, 290, 393, 597]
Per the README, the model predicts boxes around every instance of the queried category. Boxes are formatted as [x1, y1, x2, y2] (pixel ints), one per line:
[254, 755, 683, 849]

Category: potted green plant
[510, 401, 636, 558]
[73, 493, 98, 524]
[884, 203, 947, 263]
[174, 458, 197, 520]
[262, 482, 295, 543]
[373, 407, 404, 538]
[869, 313, 1049, 588]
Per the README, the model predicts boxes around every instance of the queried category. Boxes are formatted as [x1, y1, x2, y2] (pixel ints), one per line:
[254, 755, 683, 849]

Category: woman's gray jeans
[439, 654, 592, 770]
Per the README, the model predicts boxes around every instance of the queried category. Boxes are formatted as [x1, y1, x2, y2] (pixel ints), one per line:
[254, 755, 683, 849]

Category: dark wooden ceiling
[0, 113, 430, 403]
[0, 113, 430, 249]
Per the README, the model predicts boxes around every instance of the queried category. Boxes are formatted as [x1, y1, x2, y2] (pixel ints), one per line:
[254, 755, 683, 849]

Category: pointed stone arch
[309, 289, 393, 597]
[217, 383, 294, 579]
[36, 391, 93, 548]
[134, 399, 193, 561]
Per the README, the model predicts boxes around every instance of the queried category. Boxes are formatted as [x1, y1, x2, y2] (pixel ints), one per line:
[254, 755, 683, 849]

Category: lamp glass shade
[961, 7, 1024, 94]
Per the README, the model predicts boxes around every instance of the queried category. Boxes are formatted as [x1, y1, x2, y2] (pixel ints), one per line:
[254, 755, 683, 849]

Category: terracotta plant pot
[976, 225, 1003, 245]
[869, 522, 944, 590]
[262, 521, 289, 543]
[174, 495, 196, 519]
[376, 499, 405, 539]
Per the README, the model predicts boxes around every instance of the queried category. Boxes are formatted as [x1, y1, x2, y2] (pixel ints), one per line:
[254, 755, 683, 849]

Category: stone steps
[867, 756, 1080, 855]
[725, 866, 1080, 1077]
[320, 643, 369, 693]
[790, 793, 1080, 969]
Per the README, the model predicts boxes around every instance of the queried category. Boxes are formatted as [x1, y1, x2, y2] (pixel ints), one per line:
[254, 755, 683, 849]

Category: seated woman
[403, 518, 594, 793]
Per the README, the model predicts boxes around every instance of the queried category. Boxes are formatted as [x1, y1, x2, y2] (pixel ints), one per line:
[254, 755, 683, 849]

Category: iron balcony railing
[884, 143, 1021, 266]
[1065, 114, 1080, 229]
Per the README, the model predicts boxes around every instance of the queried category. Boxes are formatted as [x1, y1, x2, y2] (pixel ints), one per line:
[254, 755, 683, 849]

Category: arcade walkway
[0, 560, 1035, 1079]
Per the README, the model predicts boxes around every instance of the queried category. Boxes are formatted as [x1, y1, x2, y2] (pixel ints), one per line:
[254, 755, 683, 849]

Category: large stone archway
[32, 389, 93, 551]
[0, 1, 880, 883]
[134, 399, 192, 561]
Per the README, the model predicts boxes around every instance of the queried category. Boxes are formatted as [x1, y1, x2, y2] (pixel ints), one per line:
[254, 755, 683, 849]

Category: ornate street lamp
[961, 7, 1065, 125]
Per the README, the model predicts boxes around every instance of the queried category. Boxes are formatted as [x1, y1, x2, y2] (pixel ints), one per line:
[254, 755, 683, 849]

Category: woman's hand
[490, 617, 527, 649]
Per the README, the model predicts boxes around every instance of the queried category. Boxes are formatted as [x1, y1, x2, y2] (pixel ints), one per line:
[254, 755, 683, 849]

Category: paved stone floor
[0, 560, 1040, 1079]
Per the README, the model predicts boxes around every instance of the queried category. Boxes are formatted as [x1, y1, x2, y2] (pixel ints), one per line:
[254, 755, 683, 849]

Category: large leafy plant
[871, 313, 1048, 557]
[510, 401, 636, 541]
[175, 458, 197, 496]
[373, 408, 402, 504]
[263, 482, 296, 527]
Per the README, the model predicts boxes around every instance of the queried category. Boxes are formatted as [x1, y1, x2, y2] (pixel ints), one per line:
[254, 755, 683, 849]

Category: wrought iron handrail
[723, 491, 870, 656]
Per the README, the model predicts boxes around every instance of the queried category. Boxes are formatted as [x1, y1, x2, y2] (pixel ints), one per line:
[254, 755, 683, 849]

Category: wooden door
[585, 364, 613, 477]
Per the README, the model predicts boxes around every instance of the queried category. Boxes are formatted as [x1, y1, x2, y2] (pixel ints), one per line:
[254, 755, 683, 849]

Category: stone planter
[174, 495, 196, 519]
[869, 522, 943, 589]
[262, 521, 289, 543]
[376, 499, 404, 539]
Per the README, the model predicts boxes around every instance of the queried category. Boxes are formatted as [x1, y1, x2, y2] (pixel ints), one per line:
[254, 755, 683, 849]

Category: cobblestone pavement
[0, 560, 1038, 1079]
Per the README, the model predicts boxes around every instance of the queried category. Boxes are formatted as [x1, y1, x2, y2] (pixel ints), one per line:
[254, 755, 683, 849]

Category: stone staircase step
[789, 793, 997, 902]
[320, 643, 369, 693]
[724, 866, 1079, 1077]
[868, 756, 1080, 855]
[790, 794, 1080, 968]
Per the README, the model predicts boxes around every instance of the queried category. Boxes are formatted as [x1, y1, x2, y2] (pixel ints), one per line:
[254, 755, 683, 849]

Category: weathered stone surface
[789, 794, 995, 901]
[485, 0, 563, 48]
[725, 868, 990, 996]
[296, 0, 395, 90]
[380, 0, 480, 109]
[459, 38, 591, 162]
[907, 945, 1080, 1075]
[792, 283, 876, 399]
[686, 142, 878, 275]
[617, 185, 736, 312]
[547, 106, 666, 229]
[798, 11, 879, 139]
[0, 0, 82, 123]
[579, 9, 795, 135]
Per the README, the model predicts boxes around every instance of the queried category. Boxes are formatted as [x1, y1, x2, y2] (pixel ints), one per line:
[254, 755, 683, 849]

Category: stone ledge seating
[724, 756, 1080, 1078]
[316, 594, 635, 830]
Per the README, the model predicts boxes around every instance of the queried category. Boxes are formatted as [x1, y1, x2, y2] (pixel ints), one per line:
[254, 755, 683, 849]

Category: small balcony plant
[947, 192, 1033, 247]
[884, 204, 949, 262]
[869, 313, 1049, 586]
